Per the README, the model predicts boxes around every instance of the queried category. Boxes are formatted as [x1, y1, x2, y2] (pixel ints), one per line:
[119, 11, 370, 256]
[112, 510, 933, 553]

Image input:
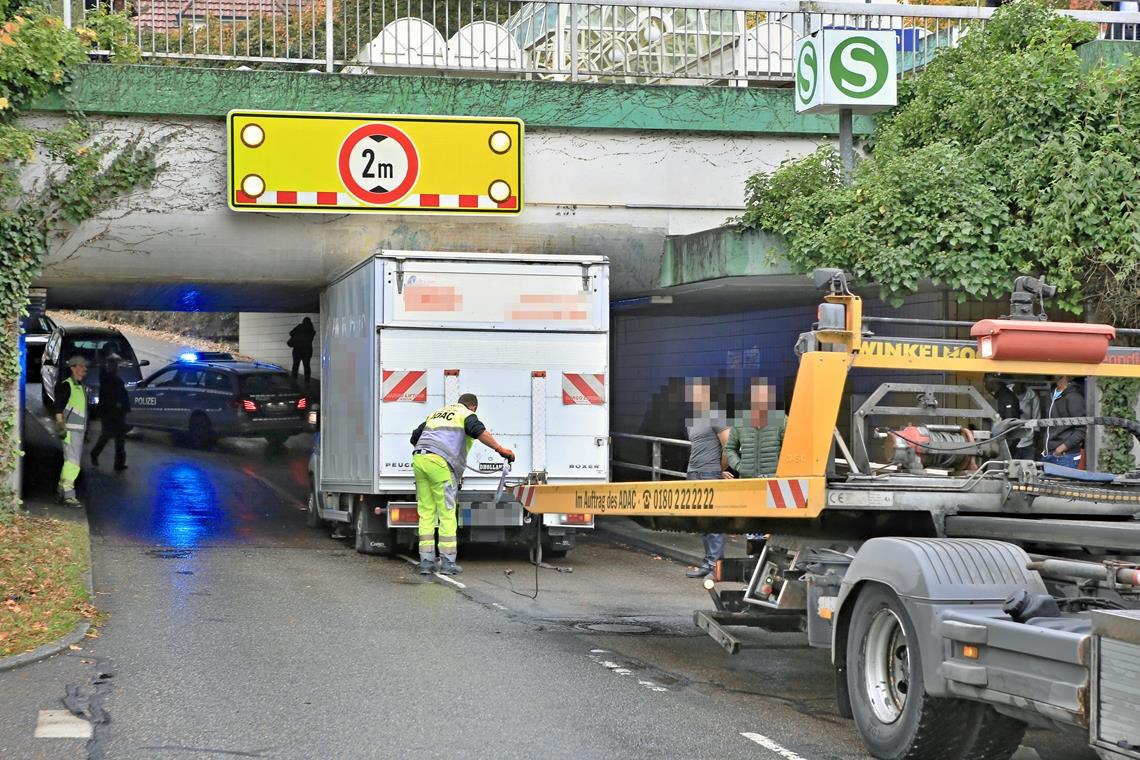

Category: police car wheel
[188, 413, 213, 450]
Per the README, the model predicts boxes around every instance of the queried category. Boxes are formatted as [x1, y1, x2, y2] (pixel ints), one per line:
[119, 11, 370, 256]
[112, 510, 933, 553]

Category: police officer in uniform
[410, 393, 514, 575]
[53, 355, 89, 507]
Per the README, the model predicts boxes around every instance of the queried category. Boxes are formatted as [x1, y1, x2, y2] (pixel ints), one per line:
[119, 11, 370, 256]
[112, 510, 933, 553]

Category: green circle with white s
[796, 41, 818, 105]
[829, 36, 889, 99]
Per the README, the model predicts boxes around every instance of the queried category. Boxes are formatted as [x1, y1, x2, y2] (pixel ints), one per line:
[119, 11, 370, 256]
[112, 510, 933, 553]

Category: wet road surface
[3, 382, 1098, 760]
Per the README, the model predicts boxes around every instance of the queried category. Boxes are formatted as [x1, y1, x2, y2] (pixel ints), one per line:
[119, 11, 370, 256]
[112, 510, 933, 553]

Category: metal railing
[611, 431, 690, 480]
[67, 1, 1140, 84]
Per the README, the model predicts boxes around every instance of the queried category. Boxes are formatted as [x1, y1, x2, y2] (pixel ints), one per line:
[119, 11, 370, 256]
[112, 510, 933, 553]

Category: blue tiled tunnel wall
[609, 291, 952, 470]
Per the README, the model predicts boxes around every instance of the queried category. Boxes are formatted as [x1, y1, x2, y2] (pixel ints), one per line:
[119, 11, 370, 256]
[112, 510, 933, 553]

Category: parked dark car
[128, 353, 308, 448]
[21, 312, 57, 378]
[40, 326, 148, 408]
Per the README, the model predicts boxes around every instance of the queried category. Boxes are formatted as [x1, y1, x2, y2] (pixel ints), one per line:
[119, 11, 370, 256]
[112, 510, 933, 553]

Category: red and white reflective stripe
[399, 194, 518, 210]
[562, 373, 605, 405]
[234, 191, 517, 210]
[767, 479, 809, 509]
[381, 370, 427, 403]
[236, 190, 361, 207]
[513, 485, 538, 508]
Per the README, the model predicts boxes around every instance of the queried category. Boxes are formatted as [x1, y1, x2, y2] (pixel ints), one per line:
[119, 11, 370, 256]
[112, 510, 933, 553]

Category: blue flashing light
[179, 352, 199, 362]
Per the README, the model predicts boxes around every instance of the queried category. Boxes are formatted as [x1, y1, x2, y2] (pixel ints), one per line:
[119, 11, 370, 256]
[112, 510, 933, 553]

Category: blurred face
[750, 384, 775, 426]
[686, 381, 710, 412]
[71, 362, 87, 381]
[1056, 376, 1070, 391]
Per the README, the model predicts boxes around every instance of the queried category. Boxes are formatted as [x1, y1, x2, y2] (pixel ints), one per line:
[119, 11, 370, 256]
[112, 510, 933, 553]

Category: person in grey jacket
[684, 378, 731, 579]
[724, 380, 786, 479]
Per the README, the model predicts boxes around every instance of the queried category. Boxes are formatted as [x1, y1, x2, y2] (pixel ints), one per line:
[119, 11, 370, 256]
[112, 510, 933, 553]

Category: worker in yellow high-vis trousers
[409, 393, 514, 576]
[53, 355, 90, 508]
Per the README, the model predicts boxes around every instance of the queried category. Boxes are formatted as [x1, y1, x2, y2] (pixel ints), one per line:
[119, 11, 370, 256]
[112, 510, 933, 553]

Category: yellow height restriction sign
[227, 110, 523, 215]
[513, 478, 826, 519]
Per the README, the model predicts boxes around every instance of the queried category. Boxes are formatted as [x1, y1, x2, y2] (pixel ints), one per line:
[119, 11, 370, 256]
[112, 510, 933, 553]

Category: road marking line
[34, 710, 92, 739]
[433, 572, 467, 589]
[397, 554, 418, 565]
[741, 732, 812, 760]
[237, 466, 306, 508]
[589, 654, 669, 693]
[491, 602, 508, 611]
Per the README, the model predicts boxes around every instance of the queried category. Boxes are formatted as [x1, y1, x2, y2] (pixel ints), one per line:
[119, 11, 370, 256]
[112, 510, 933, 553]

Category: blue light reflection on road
[149, 461, 229, 548]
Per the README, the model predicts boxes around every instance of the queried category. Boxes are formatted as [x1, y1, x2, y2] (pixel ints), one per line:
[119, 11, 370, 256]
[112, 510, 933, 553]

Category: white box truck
[307, 250, 609, 559]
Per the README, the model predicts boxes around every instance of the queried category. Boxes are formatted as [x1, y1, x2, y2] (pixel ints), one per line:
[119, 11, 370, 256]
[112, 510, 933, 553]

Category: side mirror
[139, 360, 151, 367]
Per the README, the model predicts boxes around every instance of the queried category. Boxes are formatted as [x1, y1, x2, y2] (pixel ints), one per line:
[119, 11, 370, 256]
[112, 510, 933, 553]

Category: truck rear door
[375, 254, 609, 492]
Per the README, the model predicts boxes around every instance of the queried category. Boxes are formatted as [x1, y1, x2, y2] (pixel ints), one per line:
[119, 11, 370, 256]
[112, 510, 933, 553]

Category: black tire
[958, 706, 1026, 760]
[353, 505, 368, 553]
[847, 584, 986, 760]
[306, 480, 323, 529]
[187, 413, 213, 450]
[543, 546, 568, 560]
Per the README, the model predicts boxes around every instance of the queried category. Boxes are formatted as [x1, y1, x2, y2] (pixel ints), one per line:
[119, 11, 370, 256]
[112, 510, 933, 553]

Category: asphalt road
[2, 329, 1101, 760]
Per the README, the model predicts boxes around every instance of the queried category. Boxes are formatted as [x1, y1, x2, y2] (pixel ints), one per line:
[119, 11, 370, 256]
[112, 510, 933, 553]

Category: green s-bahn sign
[794, 30, 897, 114]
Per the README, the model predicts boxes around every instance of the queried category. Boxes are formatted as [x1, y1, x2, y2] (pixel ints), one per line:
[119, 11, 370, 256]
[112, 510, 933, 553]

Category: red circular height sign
[337, 123, 420, 205]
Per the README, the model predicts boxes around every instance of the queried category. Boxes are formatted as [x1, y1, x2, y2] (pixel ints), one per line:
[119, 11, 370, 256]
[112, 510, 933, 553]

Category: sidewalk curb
[595, 525, 705, 568]
[0, 509, 95, 673]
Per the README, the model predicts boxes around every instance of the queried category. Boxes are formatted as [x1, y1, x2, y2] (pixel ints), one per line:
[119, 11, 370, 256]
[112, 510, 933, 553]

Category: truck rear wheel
[847, 584, 984, 760]
[306, 480, 323, 529]
[353, 505, 371, 554]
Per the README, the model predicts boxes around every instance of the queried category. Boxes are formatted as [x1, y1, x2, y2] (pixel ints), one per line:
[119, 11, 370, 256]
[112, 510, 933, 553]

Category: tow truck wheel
[847, 584, 982, 760]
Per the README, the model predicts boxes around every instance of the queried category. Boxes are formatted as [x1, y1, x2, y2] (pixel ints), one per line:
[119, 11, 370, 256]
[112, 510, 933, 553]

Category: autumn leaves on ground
[0, 516, 95, 657]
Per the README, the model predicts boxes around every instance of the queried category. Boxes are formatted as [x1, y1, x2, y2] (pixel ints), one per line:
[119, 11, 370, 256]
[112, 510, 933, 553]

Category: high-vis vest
[62, 377, 88, 435]
[415, 403, 475, 479]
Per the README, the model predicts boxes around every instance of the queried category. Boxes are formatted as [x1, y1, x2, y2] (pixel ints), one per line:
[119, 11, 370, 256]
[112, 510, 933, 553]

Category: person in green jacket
[723, 378, 786, 479]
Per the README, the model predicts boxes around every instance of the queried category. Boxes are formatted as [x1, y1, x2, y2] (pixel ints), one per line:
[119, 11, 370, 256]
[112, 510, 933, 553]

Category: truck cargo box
[319, 250, 609, 495]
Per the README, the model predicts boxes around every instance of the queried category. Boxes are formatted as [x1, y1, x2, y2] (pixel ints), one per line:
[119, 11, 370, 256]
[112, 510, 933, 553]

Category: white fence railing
[69, 1, 1140, 83]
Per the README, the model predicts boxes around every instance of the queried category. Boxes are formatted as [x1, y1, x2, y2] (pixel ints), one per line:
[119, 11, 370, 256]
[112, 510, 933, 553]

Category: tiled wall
[609, 292, 951, 473]
[238, 313, 321, 380]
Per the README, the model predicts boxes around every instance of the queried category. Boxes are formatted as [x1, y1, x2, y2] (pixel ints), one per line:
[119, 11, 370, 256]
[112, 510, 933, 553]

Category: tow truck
[513, 272, 1140, 760]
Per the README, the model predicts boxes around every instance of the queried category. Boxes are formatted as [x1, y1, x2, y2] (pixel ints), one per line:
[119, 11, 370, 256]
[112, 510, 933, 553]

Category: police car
[128, 352, 308, 448]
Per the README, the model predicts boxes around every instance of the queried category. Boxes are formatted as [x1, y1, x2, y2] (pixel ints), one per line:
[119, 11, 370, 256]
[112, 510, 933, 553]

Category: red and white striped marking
[562, 373, 605, 405]
[235, 190, 517, 210]
[513, 485, 539, 508]
[381, 370, 427, 403]
[767, 479, 809, 509]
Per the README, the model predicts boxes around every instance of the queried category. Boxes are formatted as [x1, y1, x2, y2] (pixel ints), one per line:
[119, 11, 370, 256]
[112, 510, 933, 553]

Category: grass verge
[0, 515, 95, 658]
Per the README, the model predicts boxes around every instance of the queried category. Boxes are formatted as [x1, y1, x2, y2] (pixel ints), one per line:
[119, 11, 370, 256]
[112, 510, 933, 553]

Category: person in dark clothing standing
[91, 355, 131, 471]
[1042, 376, 1085, 468]
[288, 317, 316, 387]
[984, 376, 1020, 421]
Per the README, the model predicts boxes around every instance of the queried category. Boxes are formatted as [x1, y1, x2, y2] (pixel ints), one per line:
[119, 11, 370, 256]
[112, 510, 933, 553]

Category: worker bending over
[410, 393, 514, 576]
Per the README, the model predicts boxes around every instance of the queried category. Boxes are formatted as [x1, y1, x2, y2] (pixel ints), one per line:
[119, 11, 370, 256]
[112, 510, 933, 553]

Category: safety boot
[438, 558, 463, 575]
[418, 558, 436, 576]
